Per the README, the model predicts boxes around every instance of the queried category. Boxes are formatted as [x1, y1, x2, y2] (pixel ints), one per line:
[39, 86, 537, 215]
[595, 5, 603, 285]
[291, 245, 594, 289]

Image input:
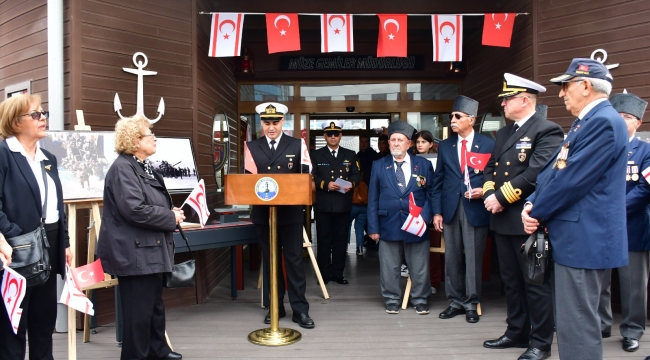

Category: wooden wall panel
[0, 0, 48, 102]
[461, 0, 534, 118]
[537, 0, 650, 130]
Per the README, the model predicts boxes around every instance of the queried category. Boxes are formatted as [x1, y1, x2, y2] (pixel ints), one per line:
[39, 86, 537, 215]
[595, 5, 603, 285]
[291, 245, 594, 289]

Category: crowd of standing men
[245, 57, 648, 360]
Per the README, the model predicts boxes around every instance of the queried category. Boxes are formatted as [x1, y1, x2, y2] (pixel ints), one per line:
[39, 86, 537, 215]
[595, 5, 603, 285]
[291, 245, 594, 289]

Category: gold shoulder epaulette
[500, 181, 522, 204]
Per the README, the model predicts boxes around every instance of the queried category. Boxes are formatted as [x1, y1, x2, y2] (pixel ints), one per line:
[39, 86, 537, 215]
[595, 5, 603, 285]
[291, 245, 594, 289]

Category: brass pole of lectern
[248, 206, 302, 346]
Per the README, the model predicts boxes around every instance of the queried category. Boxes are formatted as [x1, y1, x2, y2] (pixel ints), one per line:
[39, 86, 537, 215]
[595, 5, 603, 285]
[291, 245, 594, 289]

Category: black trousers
[117, 273, 171, 360]
[0, 228, 59, 360]
[315, 211, 350, 278]
[256, 223, 309, 315]
[495, 233, 554, 350]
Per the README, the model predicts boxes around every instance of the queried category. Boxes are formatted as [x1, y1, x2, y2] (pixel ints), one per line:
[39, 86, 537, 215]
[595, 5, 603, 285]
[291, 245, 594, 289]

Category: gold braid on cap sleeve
[320, 180, 325, 190]
[500, 181, 522, 204]
[483, 181, 496, 193]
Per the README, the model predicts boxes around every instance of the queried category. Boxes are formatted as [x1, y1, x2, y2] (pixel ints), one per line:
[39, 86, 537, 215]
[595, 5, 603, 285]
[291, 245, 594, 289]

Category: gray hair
[585, 77, 612, 96]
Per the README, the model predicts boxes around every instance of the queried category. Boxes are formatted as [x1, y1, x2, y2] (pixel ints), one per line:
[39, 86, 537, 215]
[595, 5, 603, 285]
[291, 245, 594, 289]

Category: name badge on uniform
[553, 142, 570, 170]
[286, 155, 295, 158]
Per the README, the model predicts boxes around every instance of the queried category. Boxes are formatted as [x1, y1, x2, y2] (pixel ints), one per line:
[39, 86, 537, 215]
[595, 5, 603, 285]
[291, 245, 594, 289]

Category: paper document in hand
[60, 265, 94, 315]
[2, 267, 26, 334]
[334, 178, 352, 194]
[402, 214, 427, 237]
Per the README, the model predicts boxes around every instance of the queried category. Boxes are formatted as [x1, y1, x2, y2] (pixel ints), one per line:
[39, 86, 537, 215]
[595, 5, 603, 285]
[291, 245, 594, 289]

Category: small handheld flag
[182, 179, 211, 228]
[2, 267, 26, 334]
[401, 192, 427, 237]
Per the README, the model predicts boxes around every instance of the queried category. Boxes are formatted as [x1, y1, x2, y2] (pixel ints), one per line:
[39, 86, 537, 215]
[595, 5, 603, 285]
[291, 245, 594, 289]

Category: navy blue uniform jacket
[0, 141, 70, 278]
[367, 154, 434, 243]
[431, 133, 495, 227]
[625, 137, 650, 252]
[528, 100, 628, 269]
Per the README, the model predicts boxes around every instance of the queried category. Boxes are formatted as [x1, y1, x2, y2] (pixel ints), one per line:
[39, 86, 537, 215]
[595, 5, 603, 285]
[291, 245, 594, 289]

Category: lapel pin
[45, 165, 51, 170]
[474, 145, 479, 149]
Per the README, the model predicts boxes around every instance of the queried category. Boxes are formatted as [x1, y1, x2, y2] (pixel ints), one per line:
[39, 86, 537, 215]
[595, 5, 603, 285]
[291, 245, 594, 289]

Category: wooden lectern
[224, 174, 314, 346]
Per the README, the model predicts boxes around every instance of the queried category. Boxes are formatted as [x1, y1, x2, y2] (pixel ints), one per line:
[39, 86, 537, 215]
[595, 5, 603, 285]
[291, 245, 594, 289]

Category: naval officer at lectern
[245, 102, 314, 329]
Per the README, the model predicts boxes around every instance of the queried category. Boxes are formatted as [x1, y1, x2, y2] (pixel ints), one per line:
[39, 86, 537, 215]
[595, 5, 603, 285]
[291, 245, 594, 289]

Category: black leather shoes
[601, 331, 611, 338]
[623, 337, 639, 352]
[332, 275, 349, 284]
[518, 347, 550, 360]
[264, 307, 286, 324]
[292, 313, 315, 329]
[439, 306, 465, 319]
[483, 335, 529, 349]
[160, 352, 182, 359]
[466, 310, 479, 323]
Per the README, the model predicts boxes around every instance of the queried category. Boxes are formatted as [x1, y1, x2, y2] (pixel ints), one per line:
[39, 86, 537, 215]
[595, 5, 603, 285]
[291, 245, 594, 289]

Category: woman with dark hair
[415, 130, 438, 154]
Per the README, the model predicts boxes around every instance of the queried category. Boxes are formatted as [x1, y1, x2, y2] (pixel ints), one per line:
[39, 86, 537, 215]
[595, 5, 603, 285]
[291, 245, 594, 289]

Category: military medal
[518, 152, 527, 162]
[288, 157, 293, 170]
[631, 164, 639, 181]
[554, 142, 570, 170]
[474, 168, 480, 174]
[344, 159, 350, 172]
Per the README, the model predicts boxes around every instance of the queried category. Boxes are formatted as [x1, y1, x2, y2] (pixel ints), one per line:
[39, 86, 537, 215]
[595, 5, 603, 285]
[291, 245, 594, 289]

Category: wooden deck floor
[53, 239, 646, 359]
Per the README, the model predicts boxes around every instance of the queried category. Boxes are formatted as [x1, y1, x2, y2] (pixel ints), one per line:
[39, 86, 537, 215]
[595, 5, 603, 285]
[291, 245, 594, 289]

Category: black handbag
[520, 226, 552, 285]
[6, 163, 51, 287]
[163, 225, 196, 289]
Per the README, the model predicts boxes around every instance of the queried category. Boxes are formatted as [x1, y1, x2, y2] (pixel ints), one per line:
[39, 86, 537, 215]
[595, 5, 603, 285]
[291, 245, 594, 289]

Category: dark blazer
[246, 135, 308, 226]
[528, 100, 628, 269]
[0, 140, 70, 277]
[97, 153, 176, 276]
[625, 137, 650, 251]
[312, 146, 361, 213]
[431, 132, 495, 227]
[367, 154, 434, 243]
[483, 113, 564, 235]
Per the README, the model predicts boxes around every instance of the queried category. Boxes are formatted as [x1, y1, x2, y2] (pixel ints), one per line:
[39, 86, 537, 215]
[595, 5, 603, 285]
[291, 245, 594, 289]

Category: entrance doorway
[309, 113, 390, 153]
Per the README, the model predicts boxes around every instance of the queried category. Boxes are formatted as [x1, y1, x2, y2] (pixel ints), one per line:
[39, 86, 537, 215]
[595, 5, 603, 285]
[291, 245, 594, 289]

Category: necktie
[569, 117, 581, 132]
[508, 123, 519, 138]
[460, 139, 467, 174]
[331, 150, 336, 158]
[270, 140, 276, 156]
[395, 161, 406, 193]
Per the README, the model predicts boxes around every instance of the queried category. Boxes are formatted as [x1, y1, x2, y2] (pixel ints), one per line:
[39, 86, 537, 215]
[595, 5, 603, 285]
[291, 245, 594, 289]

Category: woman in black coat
[0, 94, 73, 359]
[97, 116, 185, 360]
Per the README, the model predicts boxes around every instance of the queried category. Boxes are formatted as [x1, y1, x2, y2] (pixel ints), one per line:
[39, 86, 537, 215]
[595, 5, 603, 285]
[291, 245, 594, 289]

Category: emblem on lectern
[255, 177, 279, 201]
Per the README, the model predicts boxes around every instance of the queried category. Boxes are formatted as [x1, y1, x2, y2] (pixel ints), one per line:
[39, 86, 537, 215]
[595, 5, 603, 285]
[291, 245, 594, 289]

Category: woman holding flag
[0, 94, 72, 359]
[98, 116, 184, 360]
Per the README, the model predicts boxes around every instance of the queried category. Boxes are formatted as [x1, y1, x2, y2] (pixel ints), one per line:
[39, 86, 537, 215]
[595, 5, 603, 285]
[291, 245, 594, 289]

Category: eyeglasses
[561, 79, 584, 91]
[21, 111, 49, 121]
[325, 131, 341, 137]
[449, 113, 468, 120]
[503, 95, 529, 103]
[141, 133, 156, 138]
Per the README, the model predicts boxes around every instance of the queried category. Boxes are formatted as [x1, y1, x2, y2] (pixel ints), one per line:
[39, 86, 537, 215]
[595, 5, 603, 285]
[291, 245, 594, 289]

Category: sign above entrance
[279, 55, 424, 71]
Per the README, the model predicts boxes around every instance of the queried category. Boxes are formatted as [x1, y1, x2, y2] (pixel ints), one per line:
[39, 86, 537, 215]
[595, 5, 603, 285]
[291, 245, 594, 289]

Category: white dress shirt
[392, 153, 412, 188]
[327, 145, 339, 158]
[457, 130, 475, 166]
[6, 136, 59, 224]
[266, 133, 283, 150]
[578, 97, 608, 120]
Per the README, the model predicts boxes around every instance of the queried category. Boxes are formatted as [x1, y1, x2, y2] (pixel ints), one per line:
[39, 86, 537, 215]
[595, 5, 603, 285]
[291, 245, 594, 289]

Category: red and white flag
[482, 13, 516, 48]
[401, 193, 427, 237]
[467, 151, 491, 171]
[71, 259, 104, 289]
[301, 138, 312, 173]
[431, 15, 463, 61]
[208, 13, 245, 57]
[642, 166, 650, 185]
[182, 179, 211, 228]
[2, 267, 26, 334]
[321, 14, 354, 53]
[244, 142, 257, 174]
[60, 265, 94, 316]
[377, 14, 407, 57]
[266, 13, 301, 54]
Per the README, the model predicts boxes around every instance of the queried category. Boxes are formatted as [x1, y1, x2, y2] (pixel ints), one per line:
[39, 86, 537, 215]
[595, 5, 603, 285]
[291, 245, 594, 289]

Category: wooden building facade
[1, 0, 649, 324]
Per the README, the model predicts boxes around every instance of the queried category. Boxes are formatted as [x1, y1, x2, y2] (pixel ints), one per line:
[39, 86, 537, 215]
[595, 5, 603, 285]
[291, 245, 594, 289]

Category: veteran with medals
[598, 92, 650, 353]
[245, 102, 314, 329]
[522, 59, 628, 360]
[482, 74, 563, 360]
[311, 120, 360, 285]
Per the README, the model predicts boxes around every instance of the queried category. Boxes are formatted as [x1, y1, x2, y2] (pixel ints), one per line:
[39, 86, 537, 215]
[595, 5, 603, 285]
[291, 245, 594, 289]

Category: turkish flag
[377, 14, 407, 57]
[266, 13, 300, 54]
[244, 142, 257, 174]
[408, 192, 422, 217]
[482, 13, 516, 47]
[301, 139, 312, 174]
[467, 151, 491, 171]
[431, 15, 463, 61]
[321, 14, 354, 53]
[71, 259, 104, 289]
[208, 13, 245, 57]
[60, 266, 94, 315]
[2, 267, 25, 334]
[182, 179, 211, 227]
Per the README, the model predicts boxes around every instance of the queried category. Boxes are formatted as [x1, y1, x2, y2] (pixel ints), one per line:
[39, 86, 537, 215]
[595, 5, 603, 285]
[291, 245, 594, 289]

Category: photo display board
[39, 131, 198, 200]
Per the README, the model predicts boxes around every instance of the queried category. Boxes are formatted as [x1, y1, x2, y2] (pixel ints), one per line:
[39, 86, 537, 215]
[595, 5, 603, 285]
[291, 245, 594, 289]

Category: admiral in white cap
[498, 72, 547, 98]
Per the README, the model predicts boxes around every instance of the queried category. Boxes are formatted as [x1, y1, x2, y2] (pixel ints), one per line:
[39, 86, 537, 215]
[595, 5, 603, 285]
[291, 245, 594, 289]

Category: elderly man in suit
[431, 95, 495, 323]
[367, 120, 435, 315]
[522, 59, 628, 360]
[598, 92, 650, 353]
[312, 120, 360, 285]
[481, 74, 564, 360]
[245, 102, 314, 329]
